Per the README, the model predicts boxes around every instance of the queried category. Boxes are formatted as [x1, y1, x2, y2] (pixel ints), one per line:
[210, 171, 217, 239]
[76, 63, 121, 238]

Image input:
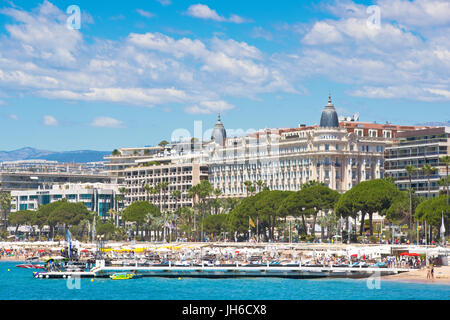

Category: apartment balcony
[384, 151, 446, 160]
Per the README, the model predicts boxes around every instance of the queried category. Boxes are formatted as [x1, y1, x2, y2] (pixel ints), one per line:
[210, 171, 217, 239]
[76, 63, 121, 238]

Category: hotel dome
[320, 95, 339, 128]
[211, 114, 227, 144]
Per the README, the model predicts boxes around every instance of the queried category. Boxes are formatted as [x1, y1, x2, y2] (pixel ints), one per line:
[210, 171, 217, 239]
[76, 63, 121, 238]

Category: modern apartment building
[0, 171, 114, 193]
[11, 183, 123, 216]
[384, 127, 450, 197]
[104, 146, 163, 183]
[123, 160, 209, 211]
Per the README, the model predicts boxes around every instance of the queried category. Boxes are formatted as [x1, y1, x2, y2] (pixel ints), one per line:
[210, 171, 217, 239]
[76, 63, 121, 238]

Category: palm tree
[405, 165, 417, 230]
[172, 190, 182, 212]
[187, 184, 201, 241]
[213, 189, 222, 215]
[256, 180, 265, 193]
[440, 155, 450, 205]
[159, 182, 169, 212]
[144, 184, 152, 202]
[154, 183, 162, 211]
[244, 180, 253, 197]
[422, 164, 436, 198]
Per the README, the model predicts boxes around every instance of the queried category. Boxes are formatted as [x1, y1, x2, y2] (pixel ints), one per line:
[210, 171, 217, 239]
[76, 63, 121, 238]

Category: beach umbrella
[408, 253, 420, 257]
[81, 249, 89, 253]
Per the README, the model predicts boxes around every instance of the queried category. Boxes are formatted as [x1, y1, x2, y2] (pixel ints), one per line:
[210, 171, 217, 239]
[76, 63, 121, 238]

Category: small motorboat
[110, 273, 134, 280]
[110, 272, 142, 280]
[16, 257, 44, 269]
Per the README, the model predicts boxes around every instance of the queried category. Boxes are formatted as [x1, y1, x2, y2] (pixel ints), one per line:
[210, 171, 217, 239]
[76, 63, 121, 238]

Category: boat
[109, 272, 143, 280]
[110, 273, 134, 280]
[16, 257, 45, 269]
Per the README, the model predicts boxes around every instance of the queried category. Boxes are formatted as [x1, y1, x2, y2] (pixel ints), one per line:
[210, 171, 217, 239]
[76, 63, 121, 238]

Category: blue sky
[0, 0, 449, 151]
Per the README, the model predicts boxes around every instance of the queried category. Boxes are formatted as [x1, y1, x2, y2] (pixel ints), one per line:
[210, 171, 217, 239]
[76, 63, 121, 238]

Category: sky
[0, 0, 449, 151]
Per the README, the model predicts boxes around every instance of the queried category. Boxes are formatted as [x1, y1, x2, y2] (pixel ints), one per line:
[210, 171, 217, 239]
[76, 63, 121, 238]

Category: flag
[249, 217, 255, 228]
[66, 228, 72, 259]
[441, 211, 446, 235]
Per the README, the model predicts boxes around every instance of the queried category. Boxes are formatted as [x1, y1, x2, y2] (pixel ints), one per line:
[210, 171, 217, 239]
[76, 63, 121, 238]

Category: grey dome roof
[211, 114, 227, 143]
[320, 95, 339, 128]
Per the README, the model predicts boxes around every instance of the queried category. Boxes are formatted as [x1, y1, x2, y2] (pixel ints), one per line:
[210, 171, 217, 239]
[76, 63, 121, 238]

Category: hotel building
[105, 96, 430, 209]
[384, 127, 450, 198]
[10, 183, 123, 217]
[206, 97, 428, 197]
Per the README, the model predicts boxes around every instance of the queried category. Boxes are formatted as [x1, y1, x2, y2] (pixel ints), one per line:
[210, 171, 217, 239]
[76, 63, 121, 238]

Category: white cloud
[43, 115, 58, 126]
[186, 4, 226, 22]
[185, 4, 250, 23]
[185, 100, 234, 114]
[302, 21, 343, 45]
[90, 116, 126, 128]
[136, 9, 155, 19]
[8, 114, 18, 120]
[377, 0, 450, 27]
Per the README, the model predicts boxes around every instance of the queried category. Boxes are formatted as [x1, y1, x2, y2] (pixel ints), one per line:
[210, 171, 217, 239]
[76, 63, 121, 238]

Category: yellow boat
[110, 273, 134, 280]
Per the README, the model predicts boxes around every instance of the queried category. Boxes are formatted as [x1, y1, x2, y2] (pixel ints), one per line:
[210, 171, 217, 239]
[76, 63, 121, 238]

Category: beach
[381, 266, 450, 285]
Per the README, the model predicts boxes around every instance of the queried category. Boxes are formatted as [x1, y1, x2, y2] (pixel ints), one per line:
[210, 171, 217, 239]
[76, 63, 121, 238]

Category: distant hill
[0, 147, 110, 163]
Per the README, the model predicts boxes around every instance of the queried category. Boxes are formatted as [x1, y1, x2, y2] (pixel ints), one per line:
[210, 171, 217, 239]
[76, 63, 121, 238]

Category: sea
[1, 261, 448, 300]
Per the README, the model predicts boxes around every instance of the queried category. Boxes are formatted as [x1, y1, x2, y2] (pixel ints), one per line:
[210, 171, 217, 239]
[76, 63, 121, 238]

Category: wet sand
[381, 266, 450, 285]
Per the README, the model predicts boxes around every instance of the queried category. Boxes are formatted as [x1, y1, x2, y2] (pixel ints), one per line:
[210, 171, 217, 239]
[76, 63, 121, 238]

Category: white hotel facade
[105, 96, 428, 208]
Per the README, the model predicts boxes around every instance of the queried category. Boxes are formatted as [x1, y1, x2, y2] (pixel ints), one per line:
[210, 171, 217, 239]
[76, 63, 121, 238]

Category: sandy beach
[381, 266, 450, 285]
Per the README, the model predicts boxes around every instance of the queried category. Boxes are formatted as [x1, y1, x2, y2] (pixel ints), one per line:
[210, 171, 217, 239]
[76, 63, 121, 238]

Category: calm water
[1, 262, 448, 300]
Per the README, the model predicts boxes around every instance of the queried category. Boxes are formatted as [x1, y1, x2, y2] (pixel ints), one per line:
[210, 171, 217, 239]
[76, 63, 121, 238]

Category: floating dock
[34, 265, 411, 279]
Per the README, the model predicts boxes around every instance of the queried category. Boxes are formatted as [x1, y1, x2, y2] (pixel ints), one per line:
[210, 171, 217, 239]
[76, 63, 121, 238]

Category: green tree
[202, 214, 228, 238]
[440, 155, 450, 205]
[244, 180, 253, 197]
[422, 164, 436, 198]
[335, 179, 400, 236]
[0, 193, 13, 230]
[415, 195, 449, 242]
[158, 140, 170, 147]
[123, 201, 160, 240]
[96, 220, 117, 240]
[8, 210, 35, 234]
[111, 149, 120, 156]
[405, 165, 417, 229]
[172, 190, 182, 212]
[256, 180, 265, 193]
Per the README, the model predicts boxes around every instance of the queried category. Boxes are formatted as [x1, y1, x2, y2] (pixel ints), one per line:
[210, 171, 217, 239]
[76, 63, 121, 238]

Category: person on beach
[427, 265, 431, 280]
[431, 264, 434, 281]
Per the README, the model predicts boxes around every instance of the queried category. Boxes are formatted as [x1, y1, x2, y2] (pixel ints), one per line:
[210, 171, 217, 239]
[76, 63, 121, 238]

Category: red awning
[81, 249, 89, 253]
[38, 250, 45, 253]
[350, 254, 358, 257]
[400, 252, 420, 257]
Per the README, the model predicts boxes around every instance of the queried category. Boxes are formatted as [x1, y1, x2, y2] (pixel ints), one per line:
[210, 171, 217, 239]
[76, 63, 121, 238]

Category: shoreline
[381, 266, 450, 285]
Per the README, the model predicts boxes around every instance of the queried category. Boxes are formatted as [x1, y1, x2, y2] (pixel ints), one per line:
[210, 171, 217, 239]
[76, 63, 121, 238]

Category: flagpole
[256, 218, 259, 243]
[248, 216, 251, 242]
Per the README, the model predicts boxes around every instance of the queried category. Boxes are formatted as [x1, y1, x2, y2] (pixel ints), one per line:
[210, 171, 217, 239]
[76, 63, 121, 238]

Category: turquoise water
[1, 262, 449, 300]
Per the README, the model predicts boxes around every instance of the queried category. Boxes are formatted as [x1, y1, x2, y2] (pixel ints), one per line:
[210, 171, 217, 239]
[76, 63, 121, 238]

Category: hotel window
[325, 144, 330, 151]
[383, 130, 392, 138]
[369, 130, 378, 137]
[355, 129, 363, 137]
